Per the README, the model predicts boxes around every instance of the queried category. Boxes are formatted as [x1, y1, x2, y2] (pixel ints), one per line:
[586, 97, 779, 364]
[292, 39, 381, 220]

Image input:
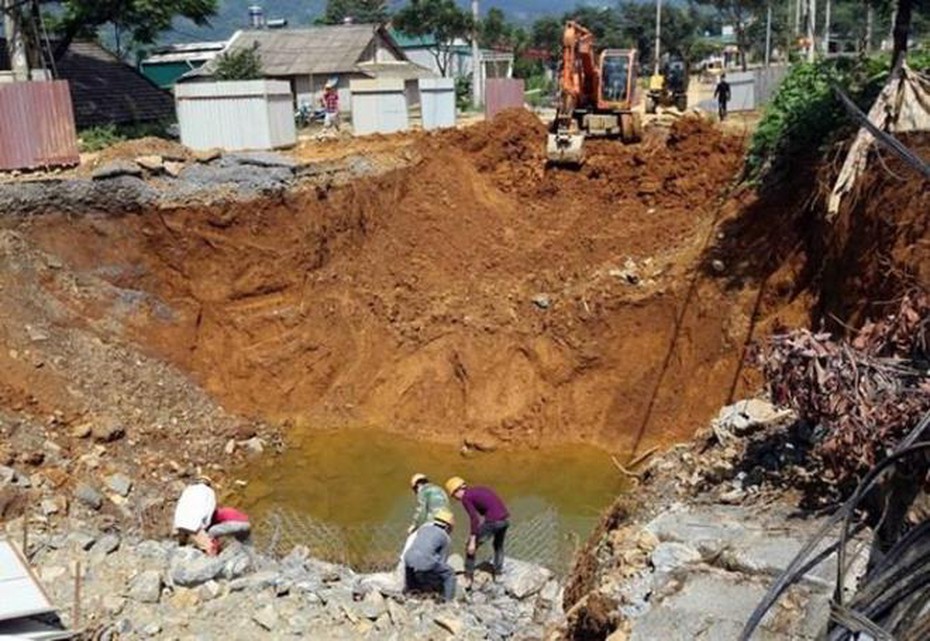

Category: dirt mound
[19, 113, 758, 452]
[817, 132, 930, 325]
[89, 137, 191, 166]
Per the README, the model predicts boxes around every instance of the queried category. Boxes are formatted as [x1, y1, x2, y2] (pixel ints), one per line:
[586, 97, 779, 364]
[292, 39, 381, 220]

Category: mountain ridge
[164, 0, 604, 44]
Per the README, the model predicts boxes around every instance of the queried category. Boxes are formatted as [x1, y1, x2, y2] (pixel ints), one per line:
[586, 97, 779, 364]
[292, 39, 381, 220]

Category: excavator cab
[547, 27, 642, 166]
[600, 50, 634, 106]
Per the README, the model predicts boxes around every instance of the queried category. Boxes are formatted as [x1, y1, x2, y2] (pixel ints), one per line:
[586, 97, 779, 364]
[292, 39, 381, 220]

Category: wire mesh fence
[252, 506, 586, 576]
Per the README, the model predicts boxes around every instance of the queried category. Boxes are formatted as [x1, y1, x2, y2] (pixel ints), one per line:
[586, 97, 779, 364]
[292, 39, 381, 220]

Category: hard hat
[410, 473, 428, 489]
[433, 508, 455, 527]
[445, 476, 466, 496]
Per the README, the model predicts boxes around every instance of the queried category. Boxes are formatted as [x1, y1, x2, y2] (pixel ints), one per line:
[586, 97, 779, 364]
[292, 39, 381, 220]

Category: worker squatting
[172, 474, 510, 603]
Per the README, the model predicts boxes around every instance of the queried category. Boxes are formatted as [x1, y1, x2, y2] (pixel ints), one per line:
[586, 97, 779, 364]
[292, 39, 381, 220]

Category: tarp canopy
[0, 539, 73, 640]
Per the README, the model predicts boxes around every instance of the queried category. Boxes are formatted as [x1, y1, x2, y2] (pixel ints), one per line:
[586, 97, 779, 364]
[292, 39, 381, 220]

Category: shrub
[745, 56, 899, 181]
[215, 43, 263, 81]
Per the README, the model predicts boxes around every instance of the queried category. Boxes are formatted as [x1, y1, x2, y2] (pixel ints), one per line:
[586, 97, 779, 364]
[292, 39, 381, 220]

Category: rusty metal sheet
[0, 81, 80, 171]
[485, 78, 525, 120]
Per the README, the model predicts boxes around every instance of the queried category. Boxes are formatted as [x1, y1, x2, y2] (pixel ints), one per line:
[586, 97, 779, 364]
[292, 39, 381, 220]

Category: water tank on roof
[248, 5, 265, 28]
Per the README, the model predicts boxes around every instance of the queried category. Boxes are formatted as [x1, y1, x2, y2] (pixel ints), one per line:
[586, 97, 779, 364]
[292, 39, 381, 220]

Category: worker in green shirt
[408, 473, 450, 533]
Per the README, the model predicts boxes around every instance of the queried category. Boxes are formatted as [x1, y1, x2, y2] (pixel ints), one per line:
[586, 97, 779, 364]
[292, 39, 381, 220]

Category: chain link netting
[252, 506, 586, 576]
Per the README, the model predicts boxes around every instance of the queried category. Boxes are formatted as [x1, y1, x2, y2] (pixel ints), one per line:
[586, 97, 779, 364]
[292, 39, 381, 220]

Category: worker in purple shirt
[445, 476, 510, 587]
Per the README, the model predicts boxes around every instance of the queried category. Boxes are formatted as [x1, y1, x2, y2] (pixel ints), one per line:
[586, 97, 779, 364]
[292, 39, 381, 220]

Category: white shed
[350, 78, 409, 135]
[175, 79, 296, 151]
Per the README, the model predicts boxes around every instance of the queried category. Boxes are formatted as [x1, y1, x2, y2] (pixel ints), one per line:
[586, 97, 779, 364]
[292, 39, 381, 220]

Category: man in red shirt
[322, 80, 340, 131]
[445, 476, 510, 588]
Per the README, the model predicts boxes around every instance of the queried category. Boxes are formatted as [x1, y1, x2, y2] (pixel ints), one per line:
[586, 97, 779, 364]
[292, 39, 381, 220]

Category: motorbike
[295, 102, 325, 128]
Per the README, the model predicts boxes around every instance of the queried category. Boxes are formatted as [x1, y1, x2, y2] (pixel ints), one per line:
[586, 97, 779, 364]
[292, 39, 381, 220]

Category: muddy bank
[8, 112, 762, 453]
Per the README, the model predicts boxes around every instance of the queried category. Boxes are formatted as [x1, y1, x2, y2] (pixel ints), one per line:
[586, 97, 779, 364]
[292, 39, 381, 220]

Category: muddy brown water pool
[233, 429, 626, 572]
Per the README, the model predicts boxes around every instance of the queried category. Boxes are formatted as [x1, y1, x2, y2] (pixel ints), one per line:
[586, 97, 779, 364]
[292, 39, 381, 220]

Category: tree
[479, 7, 511, 48]
[215, 42, 263, 80]
[563, 6, 625, 49]
[393, 0, 472, 77]
[616, 1, 713, 71]
[530, 15, 563, 62]
[320, 0, 390, 25]
[695, 0, 767, 69]
[49, 0, 216, 59]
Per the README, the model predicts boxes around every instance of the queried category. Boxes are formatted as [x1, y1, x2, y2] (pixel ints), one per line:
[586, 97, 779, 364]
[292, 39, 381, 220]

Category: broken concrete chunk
[253, 604, 279, 630]
[105, 473, 133, 497]
[91, 161, 143, 180]
[93, 421, 125, 443]
[92, 533, 120, 556]
[129, 569, 162, 603]
[134, 155, 164, 172]
[74, 483, 104, 510]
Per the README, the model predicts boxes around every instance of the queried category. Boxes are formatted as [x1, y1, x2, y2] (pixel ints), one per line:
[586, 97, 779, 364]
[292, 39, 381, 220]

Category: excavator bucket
[546, 131, 585, 165]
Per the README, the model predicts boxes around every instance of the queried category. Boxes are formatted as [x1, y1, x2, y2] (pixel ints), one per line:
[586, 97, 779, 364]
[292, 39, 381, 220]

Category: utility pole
[765, 3, 773, 66]
[865, 3, 874, 52]
[823, 0, 831, 54]
[2, 0, 30, 80]
[807, 0, 816, 62]
[471, 0, 480, 109]
[654, 0, 662, 75]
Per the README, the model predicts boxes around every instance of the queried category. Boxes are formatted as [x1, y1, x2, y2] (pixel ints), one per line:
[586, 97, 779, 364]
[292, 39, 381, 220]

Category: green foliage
[454, 75, 472, 111]
[78, 124, 124, 152]
[479, 7, 511, 48]
[319, 0, 389, 25]
[529, 16, 562, 62]
[745, 57, 892, 179]
[214, 43, 264, 80]
[78, 121, 170, 153]
[393, 0, 473, 77]
[51, 0, 216, 58]
[524, 73, 556, 108]
[693, 0, 766, 69]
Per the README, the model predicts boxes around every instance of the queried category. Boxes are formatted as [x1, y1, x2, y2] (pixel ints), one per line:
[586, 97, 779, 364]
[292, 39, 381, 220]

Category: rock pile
[13, 517, 564, 640]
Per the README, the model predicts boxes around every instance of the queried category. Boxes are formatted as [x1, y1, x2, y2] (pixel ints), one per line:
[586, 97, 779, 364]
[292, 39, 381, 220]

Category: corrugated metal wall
[0, 81, 79, 171]
[485, 78, 525, 120]
[720, 67, 789, 113]
[175, 80, 296, 151]
[350, 78, 408, 135]
[726, 71, 756, 112]
[419, 78, 455, 131]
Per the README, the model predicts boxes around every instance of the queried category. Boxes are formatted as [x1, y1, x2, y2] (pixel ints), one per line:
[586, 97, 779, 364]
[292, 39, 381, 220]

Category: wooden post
[72, 561, 82, 630]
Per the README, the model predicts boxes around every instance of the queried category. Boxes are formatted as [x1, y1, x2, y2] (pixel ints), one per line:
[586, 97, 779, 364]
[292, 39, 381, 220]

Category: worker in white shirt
[173, 476, 219, 555]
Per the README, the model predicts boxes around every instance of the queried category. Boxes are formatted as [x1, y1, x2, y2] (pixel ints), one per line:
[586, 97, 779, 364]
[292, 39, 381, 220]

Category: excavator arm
[547, 21, 641, 166]
[557, 21, 599, 119]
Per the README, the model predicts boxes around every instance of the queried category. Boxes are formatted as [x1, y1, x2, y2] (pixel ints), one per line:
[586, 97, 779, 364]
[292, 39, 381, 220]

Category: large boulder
[169, 548, 226, 587]
[128, 570, 162, 603]
[500, 558, 553, 599]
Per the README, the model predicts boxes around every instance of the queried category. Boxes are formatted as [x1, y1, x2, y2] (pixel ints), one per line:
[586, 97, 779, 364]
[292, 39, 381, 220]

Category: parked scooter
[295, 102, 325, 128]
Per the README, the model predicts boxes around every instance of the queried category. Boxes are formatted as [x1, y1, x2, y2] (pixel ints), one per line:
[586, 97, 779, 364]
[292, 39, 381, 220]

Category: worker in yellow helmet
[445, 476, 510, 588]
[408, 473, 450, 534]
[402, 508, 457, 602]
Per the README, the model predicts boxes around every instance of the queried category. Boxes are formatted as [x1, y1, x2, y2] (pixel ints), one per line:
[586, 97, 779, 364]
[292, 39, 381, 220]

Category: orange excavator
[547, 21, 642, 165]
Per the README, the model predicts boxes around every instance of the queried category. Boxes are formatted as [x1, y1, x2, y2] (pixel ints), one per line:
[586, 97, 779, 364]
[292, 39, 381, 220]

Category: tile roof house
[182, 24, 436, 111]
[0, 39, 175, 129]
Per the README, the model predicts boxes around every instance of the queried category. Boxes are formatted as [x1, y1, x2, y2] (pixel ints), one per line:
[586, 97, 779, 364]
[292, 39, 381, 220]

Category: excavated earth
[2, 110, 928, 639]
[2, 112, 769, 461]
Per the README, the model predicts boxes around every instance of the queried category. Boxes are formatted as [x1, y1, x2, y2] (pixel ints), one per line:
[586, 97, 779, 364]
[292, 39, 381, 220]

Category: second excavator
[547, 21, 642, 166]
